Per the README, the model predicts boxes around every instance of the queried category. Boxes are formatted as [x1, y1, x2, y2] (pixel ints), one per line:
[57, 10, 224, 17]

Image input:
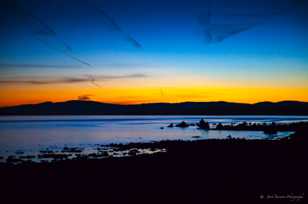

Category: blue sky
[0, 0, 308, 105]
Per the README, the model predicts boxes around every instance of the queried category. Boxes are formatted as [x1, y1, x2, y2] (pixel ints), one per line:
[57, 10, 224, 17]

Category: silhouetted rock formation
[167, 123, 174, 128]
[176, 121, 190, 128]
[216, 123, 224, 130]
[196, 119, 210, 130]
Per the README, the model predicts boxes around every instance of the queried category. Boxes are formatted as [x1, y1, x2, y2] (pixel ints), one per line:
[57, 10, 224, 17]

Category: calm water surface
[0, 115, 307, 157]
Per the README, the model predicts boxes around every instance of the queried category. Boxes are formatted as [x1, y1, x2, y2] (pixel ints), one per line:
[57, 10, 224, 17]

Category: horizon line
[1, 99, 307, 109]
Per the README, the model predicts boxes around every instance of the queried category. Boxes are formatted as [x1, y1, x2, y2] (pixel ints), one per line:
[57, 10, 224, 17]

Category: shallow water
[0, 115, 306, 159]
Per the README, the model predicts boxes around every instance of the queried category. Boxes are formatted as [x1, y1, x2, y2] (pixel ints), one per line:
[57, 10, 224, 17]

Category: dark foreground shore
[1, 130, 307, 203]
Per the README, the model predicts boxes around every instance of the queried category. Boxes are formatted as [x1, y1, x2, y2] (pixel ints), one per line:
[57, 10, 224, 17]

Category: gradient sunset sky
[1, 0, 308, 106]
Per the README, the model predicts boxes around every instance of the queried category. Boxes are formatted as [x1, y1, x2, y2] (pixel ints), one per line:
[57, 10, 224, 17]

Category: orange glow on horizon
[1, 84, 308, 107]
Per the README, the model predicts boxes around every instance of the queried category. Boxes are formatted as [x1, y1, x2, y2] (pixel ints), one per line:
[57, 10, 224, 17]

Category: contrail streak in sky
[94, 5, 142, 48]
[197, 0, 298, 44]
[9, 0, 72, 52]
[5, 1, 100, 87]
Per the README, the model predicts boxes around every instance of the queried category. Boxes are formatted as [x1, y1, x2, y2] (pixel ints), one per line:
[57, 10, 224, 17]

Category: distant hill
[0, 100, 308, 115]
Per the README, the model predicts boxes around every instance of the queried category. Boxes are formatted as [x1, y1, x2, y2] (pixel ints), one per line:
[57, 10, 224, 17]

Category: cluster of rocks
[163, 119, 287, 135]
[165, 119, 210, 130]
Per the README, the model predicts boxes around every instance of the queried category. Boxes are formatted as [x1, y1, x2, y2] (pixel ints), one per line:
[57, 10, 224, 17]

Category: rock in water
[197, 119, 210, 130]
[167, 123, 174, 128]
[176, 121, 190, 128]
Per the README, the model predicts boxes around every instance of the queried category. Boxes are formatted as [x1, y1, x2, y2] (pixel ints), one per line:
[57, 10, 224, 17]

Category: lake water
[0, 115, 307, 159]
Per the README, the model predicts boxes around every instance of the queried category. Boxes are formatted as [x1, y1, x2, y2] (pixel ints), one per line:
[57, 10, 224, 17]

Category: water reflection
[0, 115, 305, 159]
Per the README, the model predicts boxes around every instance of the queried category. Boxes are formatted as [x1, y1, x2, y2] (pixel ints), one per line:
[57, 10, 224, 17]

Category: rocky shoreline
[1, 121, 306, 165]
[0, 122, 306, 203]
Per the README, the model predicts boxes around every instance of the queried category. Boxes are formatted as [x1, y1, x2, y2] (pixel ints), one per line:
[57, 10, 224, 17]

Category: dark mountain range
[0, 100, 308, 115]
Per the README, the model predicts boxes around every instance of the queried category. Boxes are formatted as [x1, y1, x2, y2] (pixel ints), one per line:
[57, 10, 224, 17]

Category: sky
[0, 0, 308, 106]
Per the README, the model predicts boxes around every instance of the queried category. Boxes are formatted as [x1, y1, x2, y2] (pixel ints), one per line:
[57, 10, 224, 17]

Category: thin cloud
[0, 74, 147, 85]
[99, 74, 147, 79]
[78, 94, 92, 101]
[0, 63, 82, 69]
[0, 62, 157, 69]
[85, 75, 101, 87]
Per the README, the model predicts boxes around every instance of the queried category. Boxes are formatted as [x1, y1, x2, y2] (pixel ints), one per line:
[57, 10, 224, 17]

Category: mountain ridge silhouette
[1, 100, 308, 115]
